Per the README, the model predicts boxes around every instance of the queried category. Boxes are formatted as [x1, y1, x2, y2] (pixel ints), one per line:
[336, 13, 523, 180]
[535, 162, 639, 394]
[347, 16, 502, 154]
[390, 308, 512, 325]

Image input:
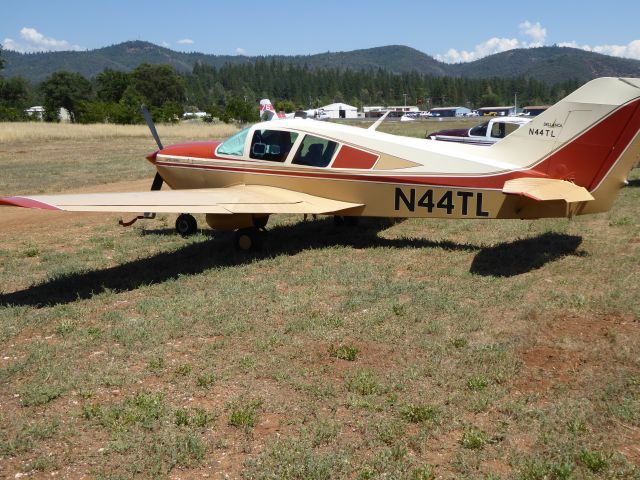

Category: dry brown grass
[0, 121, 240, 143]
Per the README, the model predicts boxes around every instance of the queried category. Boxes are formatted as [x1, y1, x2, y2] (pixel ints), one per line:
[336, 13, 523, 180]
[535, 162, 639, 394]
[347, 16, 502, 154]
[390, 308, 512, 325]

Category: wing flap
[503, 178, 594, 203]
[0, 185, 363, 215]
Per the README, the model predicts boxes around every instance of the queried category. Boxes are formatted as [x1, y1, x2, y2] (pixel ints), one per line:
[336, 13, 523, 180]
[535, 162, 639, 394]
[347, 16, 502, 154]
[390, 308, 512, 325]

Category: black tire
[234, 227, 263, 251]
[175, 213, 198, 236]
[253, 215, 269, 229]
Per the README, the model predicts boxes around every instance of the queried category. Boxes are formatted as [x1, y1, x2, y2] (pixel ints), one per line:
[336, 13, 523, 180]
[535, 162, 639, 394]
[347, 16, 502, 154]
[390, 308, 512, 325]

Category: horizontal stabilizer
[0, 185, 363, 215]
[503, 178, 594, 203]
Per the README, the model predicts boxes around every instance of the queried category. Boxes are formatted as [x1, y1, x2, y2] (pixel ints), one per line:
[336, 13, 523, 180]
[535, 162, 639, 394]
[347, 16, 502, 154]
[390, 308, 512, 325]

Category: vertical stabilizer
[491, 77, 640, 212]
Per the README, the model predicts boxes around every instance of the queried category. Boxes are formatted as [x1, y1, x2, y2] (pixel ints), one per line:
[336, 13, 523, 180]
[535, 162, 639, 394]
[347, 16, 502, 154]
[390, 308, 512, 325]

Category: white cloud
[177, 38, 194, 45]
[235, 47, 246, 55]
[161, 41, 170, 48]
[519, 20, 546, 46]
[558, 40, 640, 60]
[2, 27, 82, 52]
[437, 37, 519, 63]
[437, 20, 640, 63]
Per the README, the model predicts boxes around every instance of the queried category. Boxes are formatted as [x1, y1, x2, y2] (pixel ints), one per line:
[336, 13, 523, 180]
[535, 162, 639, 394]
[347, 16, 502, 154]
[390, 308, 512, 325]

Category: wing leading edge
[0, 185, 363, 215]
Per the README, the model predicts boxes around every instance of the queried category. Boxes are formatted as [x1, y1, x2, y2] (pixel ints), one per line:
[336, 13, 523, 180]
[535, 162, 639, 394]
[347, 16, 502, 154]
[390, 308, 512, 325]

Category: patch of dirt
[513, 313, 639, 394]
[514, 345, 583, 393]
[481, 458, 512, 477]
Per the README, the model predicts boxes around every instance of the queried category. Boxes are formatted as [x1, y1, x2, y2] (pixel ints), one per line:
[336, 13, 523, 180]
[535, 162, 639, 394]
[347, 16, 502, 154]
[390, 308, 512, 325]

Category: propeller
[141, 105, 165, 193]
[119, 105, 165, 227]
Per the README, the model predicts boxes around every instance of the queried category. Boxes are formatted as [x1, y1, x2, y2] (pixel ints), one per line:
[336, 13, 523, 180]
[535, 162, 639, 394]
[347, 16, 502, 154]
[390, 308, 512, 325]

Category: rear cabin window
[249, 129, 298, 162]
[490, 122, 520, 139]
[292, 135, 338, 168]
[217, 127, 249, 156]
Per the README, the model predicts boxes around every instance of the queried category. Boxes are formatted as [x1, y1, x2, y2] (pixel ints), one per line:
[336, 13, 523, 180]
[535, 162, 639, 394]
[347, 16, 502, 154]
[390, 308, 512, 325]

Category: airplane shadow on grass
[0, 218, 584, 308]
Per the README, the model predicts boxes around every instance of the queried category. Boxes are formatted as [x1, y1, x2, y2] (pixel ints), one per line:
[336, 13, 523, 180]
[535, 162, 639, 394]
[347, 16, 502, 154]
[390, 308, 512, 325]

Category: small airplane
[2, 77, 640, 251]
[260, 99, 329, 122]
[427, 116, 531, 145]
[259, 99, 291, 121]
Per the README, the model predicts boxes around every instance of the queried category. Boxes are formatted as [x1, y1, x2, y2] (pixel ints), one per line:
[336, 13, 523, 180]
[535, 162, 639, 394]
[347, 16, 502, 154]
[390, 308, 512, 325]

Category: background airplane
[260, 99, 329, 121]
[2, 77, 640, 251]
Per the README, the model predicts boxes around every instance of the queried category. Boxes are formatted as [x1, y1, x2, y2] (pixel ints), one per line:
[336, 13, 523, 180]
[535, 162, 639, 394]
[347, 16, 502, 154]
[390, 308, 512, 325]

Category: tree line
[0, 46, 581, 124]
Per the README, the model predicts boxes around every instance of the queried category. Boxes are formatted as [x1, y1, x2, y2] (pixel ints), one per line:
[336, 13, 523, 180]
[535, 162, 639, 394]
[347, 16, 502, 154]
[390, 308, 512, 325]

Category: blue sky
[2, 1, 640, 62]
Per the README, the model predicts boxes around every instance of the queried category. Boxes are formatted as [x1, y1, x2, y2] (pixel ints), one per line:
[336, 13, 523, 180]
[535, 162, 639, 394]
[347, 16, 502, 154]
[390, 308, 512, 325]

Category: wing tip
[0, 196, 61, 210]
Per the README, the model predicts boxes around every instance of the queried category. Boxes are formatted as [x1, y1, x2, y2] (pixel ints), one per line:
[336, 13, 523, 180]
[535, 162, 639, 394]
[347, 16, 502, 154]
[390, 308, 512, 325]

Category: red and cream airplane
[2, 77, 640, 250]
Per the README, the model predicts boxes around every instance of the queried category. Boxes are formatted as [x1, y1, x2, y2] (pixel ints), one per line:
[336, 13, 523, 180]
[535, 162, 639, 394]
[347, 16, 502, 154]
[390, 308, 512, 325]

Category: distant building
[522, 105, 550, 116]
[429, 106, 471, 118]
[24, 106, 71, 122]
[321, 102, 358, 119]
[363, 105, 419, 118]
[477, 106, 516, 117]
[25, 106, 45, 120]
[182, 111, 208, 119]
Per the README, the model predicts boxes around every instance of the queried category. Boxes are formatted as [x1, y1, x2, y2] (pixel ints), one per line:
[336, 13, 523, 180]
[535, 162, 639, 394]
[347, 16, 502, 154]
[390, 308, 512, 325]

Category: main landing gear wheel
[175, 213, 198, 236]
[234, 227, 263, 251]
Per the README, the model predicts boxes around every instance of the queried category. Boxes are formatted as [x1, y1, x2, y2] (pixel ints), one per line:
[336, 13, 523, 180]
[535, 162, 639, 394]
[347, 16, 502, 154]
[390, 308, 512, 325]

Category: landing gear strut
[175, 213, 198, 236]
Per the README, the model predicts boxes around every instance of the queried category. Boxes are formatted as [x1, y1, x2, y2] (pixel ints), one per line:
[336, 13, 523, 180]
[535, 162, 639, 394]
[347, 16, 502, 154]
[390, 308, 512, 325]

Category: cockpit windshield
[217, 127, 250, 156]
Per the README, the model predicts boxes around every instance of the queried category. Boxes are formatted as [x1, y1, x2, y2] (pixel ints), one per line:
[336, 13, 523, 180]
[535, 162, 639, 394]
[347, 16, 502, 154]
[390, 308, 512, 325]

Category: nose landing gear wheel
[175, 213, 198, 236]
[234, 227, 263, 251]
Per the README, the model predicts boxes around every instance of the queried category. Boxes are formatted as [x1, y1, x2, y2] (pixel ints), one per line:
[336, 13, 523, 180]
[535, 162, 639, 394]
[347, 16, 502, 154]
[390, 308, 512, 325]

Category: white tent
[320, 102, 358, 119]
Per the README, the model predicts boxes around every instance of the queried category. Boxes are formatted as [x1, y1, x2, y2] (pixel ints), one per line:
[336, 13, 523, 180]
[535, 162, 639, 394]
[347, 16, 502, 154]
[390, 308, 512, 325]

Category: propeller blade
[150, 172, 164, 191]
[141, 105, 164, 150]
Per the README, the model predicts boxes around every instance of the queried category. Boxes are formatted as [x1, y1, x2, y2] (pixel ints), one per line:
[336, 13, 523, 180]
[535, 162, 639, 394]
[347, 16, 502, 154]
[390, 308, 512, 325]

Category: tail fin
[491, 77, 640, 212]
[259, 99, 276, 121]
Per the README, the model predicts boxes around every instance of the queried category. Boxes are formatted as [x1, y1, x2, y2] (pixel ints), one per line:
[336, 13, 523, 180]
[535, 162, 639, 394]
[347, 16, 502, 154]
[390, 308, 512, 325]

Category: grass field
[0, 122, 639, 479]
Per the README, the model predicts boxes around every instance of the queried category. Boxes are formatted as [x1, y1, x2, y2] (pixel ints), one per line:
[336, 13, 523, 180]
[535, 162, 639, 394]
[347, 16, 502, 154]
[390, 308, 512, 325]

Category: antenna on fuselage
[368, 110, 391, 131]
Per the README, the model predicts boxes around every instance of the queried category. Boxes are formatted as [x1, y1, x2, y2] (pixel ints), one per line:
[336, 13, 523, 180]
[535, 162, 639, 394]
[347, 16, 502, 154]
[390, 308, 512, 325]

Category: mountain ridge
[3, 40, 640, 83]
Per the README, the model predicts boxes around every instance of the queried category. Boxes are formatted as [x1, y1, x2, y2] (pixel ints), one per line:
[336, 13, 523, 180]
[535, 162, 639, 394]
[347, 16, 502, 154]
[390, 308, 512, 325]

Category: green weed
[460, 427, 487, 450]
[346, 369, 380, 396]
[400, 403, 440, 423]
[195, 372, 217, 388]
[329, 343, 359, 361]
[578, 449, 610, 473]
[228, 398, 263, 430]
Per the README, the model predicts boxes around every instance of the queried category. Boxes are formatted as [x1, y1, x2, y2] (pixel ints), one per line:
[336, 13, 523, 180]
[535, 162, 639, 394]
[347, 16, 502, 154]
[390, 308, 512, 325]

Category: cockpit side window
[490, 122, 506, 138]
[249, 129, 298, 162]
[470, 121, 489, 137]
[292, 135, 338, 168]
[490, 122, 520, 139]
[217, 127, 249, 156]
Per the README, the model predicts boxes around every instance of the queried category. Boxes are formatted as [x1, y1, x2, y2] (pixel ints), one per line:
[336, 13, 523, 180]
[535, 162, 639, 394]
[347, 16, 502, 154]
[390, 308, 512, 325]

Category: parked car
[425, 116, 531, 146]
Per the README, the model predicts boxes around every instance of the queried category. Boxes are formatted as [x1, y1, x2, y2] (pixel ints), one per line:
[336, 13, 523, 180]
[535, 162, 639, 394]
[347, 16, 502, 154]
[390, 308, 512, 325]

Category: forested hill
[451, 46, 640, 81]
[3, 40, 640, 83]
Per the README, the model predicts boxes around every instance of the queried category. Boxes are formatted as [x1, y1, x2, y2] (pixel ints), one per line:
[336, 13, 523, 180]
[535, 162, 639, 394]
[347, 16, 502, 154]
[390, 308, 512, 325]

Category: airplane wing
[0, 185, 363, 215]
[502, 178, 594, 203]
